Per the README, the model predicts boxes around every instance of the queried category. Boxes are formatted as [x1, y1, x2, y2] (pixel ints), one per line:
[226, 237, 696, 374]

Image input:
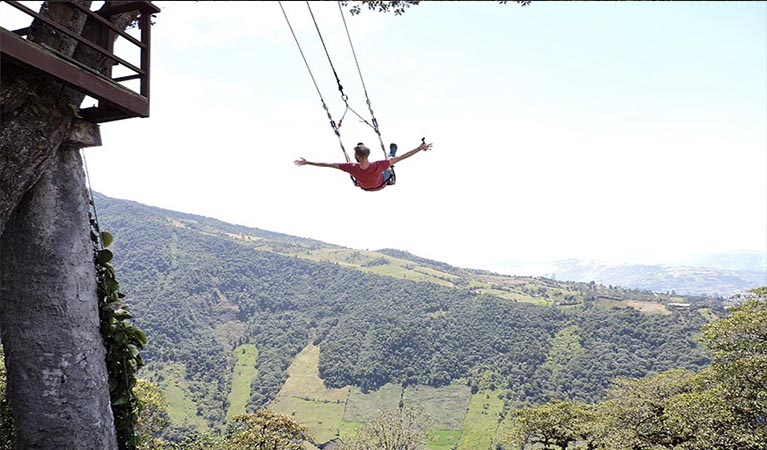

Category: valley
[94, 193, 728, 447]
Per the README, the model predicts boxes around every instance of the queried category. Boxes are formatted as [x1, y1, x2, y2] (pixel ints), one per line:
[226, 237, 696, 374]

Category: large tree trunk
[0, 2, 140, 448]
[0, 1, 93, 238]
[0, 146, 116, 449]
[0, 1, 137, 237]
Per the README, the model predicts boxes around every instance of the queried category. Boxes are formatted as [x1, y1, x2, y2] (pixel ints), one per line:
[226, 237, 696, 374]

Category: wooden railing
[0, 1, 160, 122]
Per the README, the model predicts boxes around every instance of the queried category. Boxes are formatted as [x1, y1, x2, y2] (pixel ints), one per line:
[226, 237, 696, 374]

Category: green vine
[90, 217, 147, 450]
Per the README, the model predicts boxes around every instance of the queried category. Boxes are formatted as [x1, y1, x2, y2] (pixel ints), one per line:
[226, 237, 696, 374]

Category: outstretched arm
[294, 158, 342, 169]
[390, 142, 432, 165]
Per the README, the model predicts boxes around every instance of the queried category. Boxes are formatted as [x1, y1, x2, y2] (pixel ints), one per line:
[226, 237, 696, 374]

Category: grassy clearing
[428, 429, 462, 450]
[264, 344, 489, 446]
[227, 344, 258, 420]
[457, 390, 505, 450]
[364, 264, 455, 287]
[270, 396, 347, 444]
[414, 266, 461, 281]
[466, 277, 546, 304]
[269, 343, 349, 444]
[158, 363, 207, 431]
[344, 383, 403, 422]
[265, 350, 496, 448]
[337, 421, 365, 442]
[403, 384, 472, 430]
[245, 237, 583, 303]
[624, 300, 671, 315]
[296, 248, 458, 287]
[475, 288, 545, 304]
[277, 343, 349, 403]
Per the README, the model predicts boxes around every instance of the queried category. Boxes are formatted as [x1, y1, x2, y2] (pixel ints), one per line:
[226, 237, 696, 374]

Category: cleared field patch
[277, 344, 349, 403]
[269, 343, 349, 444]
[403, 384, 472, 430]
[413, 266, 461, 282]
[428, 429, 462, 450]
[300, 248, 458, 287]
[494, 414, 518, 449]
[337, 421, 365, 442]
[158, 362, 207, 431]
[624, 300, 670, 315]
[227, 344, 258, 420]
[343, 383, 403, 422]
[475, 288, 545, 304]
[270, 396, 346, 444]
[364, 264, 455, 287]
[457, 390, 505, 450]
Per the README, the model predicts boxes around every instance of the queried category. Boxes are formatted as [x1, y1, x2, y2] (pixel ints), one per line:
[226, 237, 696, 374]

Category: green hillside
[94, 193, 721, 445]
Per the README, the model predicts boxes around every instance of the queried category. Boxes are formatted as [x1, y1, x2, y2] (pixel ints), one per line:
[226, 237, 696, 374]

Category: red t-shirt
[338, 160, 391, 190]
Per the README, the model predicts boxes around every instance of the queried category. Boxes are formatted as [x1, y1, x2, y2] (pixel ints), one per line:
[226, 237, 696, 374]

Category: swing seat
[355, 169, 396, 191]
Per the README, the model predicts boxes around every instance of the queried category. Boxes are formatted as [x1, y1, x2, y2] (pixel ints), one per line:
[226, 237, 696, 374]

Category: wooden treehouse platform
[0, 1, 160, 123]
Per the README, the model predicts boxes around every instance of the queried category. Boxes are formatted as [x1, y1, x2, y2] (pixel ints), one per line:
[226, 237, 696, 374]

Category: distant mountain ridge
[96, 195, 764, 298]
[690, 251, 767, 272]
[549, 258, 765, 297]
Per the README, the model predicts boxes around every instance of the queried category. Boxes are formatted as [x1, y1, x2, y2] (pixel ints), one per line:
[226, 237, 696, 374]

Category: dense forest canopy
[94, 193, 716, 428]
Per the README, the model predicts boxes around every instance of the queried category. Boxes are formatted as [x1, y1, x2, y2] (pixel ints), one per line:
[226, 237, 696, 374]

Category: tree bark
[0, 146, 117, 449]
[0, 1, 137, 237]
[0, 1, 93, 238]
[0, 2, 141, 448]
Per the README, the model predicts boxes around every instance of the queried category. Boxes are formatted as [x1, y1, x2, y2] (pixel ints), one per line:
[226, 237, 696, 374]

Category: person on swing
[294, 140, 433, 191]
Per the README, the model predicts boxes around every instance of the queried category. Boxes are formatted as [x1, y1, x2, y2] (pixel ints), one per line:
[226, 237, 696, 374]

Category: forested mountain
[94, 193, 722, 441]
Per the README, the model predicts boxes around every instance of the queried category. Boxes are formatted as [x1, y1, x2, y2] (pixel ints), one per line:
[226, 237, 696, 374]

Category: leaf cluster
[506, 288, 767, 450]
[340, 1, 531, 16]
[91, 216, 148, 450]
[152, 409, 312, 450]
[0, 352, 14, 450]
[339, 406, 429, 450]
[341, 1, 421, 16]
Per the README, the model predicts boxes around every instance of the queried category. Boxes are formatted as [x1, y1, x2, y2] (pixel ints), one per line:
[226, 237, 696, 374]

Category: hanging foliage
[91, 214, 147, 450]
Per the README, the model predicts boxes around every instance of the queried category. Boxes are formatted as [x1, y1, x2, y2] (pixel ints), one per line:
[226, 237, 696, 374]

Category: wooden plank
[68, 2, 146, 49]
[4, 1, 144, 75]
[0, 28, 148, 119]
[79, 104, 134, 123]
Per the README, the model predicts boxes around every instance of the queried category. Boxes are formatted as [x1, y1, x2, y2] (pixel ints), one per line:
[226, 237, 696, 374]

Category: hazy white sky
[7, 1, 765, 273]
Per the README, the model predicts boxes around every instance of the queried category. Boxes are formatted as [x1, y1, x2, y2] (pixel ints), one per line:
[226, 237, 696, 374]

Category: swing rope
[279, 1, 395, 187]
[278, 1, 352, 165]
[337, 1, 388, 161]
[307, 2, 346, 103]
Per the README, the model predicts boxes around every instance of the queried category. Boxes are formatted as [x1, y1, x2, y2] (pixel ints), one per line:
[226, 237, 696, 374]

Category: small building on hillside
[667, 302, 691, 308]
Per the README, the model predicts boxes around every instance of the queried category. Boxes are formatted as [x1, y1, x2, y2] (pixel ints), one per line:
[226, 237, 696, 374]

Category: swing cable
[280, 1, 395, 188]
[306, 1, 374, 136]
[307, 1, 388, 163]
[336, 1, 388, 162]
[278, 1, 353, 165]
